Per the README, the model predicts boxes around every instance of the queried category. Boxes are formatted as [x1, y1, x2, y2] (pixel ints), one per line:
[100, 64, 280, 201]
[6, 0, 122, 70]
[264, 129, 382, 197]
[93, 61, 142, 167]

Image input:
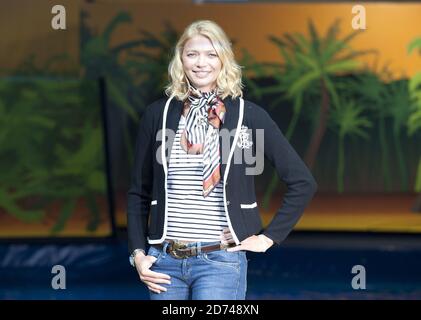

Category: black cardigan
[127, 95, 317, 252]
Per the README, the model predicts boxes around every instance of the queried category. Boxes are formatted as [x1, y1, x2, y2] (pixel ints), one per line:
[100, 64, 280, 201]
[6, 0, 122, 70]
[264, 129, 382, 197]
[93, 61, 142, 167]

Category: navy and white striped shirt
[165, 115, 228, 241]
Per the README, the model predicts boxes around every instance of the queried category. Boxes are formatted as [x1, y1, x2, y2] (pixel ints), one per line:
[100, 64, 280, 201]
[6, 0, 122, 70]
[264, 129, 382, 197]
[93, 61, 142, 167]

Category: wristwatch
[129, 248, 146, 267]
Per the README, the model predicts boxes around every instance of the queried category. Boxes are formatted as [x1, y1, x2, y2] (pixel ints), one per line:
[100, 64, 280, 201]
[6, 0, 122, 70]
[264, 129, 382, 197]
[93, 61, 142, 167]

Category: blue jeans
[147, 241, 248, 300]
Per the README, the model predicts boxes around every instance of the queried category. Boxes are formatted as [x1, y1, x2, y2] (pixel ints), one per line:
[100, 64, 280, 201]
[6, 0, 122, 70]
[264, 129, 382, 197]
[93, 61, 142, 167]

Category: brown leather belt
[152, 240, 237, 259]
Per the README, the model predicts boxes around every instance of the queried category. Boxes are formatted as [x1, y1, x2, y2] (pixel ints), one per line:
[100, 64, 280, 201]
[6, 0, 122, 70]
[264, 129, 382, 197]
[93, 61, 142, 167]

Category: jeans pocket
[202, 250, 240, 270]
[147, 246, 163, 265]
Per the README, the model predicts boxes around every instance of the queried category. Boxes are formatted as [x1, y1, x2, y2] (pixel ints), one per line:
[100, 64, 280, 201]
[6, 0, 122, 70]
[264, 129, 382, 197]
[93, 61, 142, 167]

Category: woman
[127, 20, 317, 300]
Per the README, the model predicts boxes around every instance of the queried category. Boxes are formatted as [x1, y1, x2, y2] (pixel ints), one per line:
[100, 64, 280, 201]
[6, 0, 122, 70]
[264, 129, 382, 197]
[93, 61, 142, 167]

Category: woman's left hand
[226, 234, 274, 253]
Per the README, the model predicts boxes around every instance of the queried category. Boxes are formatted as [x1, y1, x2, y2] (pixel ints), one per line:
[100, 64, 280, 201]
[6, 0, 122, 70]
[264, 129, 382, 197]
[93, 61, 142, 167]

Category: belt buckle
[169, 241, 189, 259]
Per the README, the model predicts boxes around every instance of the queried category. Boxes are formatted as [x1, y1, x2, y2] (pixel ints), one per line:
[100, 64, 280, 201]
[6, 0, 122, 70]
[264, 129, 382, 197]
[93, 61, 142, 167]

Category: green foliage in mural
[407, 37, 421, 212]
[0, 78, 106, 233]
[342, 71, 414, 192]
[259, 19, 374, 206]
[329, 100, 372, 193]
[3, 10, 420, 234]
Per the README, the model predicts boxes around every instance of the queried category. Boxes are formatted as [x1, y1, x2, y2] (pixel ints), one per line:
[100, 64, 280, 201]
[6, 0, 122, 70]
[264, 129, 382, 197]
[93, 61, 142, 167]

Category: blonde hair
[165, 20, 243, 101]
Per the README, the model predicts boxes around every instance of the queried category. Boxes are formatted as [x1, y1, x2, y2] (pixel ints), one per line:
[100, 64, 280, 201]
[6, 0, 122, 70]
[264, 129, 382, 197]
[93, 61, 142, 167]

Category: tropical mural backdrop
[0, 1, 420, 237]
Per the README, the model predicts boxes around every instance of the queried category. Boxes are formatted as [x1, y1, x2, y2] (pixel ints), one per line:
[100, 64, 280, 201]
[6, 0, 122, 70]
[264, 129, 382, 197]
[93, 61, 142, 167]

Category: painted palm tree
[328, 100, 372, 193]
[81, 11, 179, 165]
[261, 19, 373, 207]
[407, 37, 421, 212]
[384, 79, 413, 192]
[344, 69, 404, 192]
[274, 19, 373, 169]
[80, 10, 145, 171]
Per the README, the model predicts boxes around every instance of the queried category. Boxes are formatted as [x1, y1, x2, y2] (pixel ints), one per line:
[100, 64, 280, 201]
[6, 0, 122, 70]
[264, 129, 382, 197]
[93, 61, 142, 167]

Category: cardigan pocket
[240, 204, 262, 234]
[148, 200, 158, 234]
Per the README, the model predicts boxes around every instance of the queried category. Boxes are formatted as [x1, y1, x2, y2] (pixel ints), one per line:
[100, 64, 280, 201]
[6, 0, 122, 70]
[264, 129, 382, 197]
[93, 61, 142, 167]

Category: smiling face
[181, 34, 222, 93]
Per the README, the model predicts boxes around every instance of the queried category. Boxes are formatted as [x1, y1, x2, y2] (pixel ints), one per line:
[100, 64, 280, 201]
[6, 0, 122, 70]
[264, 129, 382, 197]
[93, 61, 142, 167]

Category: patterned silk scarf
[180, 85, 227, 197]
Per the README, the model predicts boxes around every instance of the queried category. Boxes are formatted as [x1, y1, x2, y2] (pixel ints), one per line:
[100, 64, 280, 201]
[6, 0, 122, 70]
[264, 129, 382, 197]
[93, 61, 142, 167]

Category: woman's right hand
[134, 253, 171, 294]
